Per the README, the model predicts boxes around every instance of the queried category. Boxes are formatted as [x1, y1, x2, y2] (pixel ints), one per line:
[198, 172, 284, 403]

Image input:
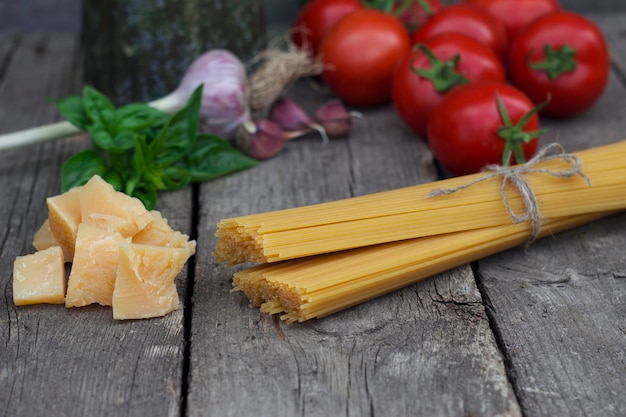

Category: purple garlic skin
[315, 99, 359, 137]
[269, 97, 314, 131]
[234, 120, 290, 160]
[270, 97, 329, 143]
[179, 49, 251, 139]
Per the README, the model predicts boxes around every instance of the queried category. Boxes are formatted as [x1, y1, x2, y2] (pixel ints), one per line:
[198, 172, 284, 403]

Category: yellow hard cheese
[13, 246, 65, 306]
[133, 210, 195, 251]
[14, 174, 197, 320]
[33, 219, 72, 261]
[112, 243, 192, 320]
[80, 174, 153, 237]
[46, 186, 81, 261]
[65, 223, 130, 308]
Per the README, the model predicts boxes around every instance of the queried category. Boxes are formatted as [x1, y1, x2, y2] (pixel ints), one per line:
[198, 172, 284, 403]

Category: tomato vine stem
[411, 44, 469, 93]
[495, 92, 549, 166]
[527, 44, 577, 80]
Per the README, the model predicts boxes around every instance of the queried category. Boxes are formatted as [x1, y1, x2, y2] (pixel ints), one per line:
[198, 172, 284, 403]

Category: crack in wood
[473, 267, 526, 416]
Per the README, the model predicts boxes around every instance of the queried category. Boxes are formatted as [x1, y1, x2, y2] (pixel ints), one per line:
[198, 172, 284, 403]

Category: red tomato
[412, 3, 508, 61]
[291, 0, 363, 56]
[320, 8, 411, 107]
[508, 11, 609, 118]
[392, 32, 506, 138]
[427, 81, 541, 176]
[465, 0, 560, 41]
[392, 0, 443, 33]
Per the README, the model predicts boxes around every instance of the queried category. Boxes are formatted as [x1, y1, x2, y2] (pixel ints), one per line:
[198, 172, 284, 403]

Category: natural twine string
[426, 143, 592, 244]
[247, 38, 324, 114]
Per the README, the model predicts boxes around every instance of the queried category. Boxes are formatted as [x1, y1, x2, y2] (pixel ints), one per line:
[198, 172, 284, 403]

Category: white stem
[148, 90, 184, 113]
[0, 90, 185, 151]
[0, 120, 81, 150]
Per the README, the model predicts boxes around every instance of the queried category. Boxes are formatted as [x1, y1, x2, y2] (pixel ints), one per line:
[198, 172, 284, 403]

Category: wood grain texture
[188, 82, 520, 417]
[476, 13, 626, 417]
[0, 33, 192, 417]
[477, 215, 626, 417]
[1, 9, 625, 417]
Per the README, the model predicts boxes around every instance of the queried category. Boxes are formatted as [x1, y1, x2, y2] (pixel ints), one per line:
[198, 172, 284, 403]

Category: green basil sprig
[56, 85, 257, 210]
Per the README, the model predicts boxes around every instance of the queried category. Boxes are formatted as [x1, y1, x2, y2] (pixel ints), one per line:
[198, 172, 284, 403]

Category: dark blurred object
[81, 0, 266, 105]
[2, 0, 625, 35]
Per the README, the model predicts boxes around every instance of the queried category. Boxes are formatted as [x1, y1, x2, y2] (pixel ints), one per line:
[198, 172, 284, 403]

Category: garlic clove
[150, 49, 252, 140]
[234, 120, 290, 160]
[315, 99, 362, 137]
[269, 97, 329, 143]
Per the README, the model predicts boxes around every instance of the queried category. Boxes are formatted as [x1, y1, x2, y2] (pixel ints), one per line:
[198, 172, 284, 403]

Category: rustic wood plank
[188, 82, 521, 416]
[1, 7, 622, 417]
[476, 12, 626, 417]
[0, 33, 191, 417]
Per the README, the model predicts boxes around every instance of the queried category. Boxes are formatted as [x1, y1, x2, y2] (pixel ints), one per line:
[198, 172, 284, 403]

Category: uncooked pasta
[215, 141, 626, 265]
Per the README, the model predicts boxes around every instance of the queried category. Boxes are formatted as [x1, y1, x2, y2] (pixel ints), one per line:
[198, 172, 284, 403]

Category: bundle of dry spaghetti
[214, 140, 626, 322]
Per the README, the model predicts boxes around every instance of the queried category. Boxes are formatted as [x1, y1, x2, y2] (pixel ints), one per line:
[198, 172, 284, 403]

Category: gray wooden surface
[1, 6, 625, 417]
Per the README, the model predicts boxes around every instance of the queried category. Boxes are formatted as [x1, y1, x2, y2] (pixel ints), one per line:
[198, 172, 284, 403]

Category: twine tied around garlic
[426, 143, 592, 244]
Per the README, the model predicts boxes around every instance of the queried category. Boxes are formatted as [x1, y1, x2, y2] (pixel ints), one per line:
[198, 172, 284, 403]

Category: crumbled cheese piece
[13, 246, 65, 306]
[79, 175, 153, 238]
[47, 186, 82, 261]
[65, 223, 129, 308]
[112, 243, 192, 320]
[15, 175, 197, 321]
[33, 219, 72, 261]
[132, 210, 195, 256]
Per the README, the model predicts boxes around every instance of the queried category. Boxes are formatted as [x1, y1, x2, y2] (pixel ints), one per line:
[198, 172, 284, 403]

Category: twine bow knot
[427, 143, 591, 244]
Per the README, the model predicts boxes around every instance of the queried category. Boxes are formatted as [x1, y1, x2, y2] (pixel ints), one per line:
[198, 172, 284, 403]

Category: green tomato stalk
[411, 44, 469, 93]
[496, 92, 549, 166]
[528, 44, 577, 80]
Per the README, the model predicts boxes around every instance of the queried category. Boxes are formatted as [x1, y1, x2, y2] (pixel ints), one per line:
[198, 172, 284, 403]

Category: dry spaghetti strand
[215, 140, 626, 265]
[231, 211, 615, 322]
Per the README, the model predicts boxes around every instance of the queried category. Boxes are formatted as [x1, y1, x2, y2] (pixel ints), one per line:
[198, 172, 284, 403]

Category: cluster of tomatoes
[291, 0, 610, 176]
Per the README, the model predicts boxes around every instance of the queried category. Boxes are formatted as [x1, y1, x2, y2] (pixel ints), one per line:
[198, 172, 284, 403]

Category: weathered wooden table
[1, 8, 625, 417]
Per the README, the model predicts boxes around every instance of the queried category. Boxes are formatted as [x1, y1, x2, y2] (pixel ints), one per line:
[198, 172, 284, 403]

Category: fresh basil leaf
[131, 136, 152, 175]
[185, 134, 257, 182]
[89, 126, 137, 153]
[150, 85, 202, 167]
[61, 149, 108, 192]
[87, 124, 112, 149]
[112, 130, 139, 151]
[159, 166, 192, 190]
[116, 103, 169, 132]
[131, 182, 158, 211]
[58, 83, 258, 210]
[128, 136, 153, 193]
[102, 169, 124, 192]
[55, 95, 89, 130]
[82, 86, 117, 129]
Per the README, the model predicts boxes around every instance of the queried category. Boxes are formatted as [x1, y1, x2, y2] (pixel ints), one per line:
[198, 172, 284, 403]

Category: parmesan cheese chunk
[33, 219, 57, 250]
[132, 210, 196, 256]
[79, 175, 153, 238]
[112, 243, 191, 320]
[65, 223, 130, 308]
[47, 186, 82, 261]
[33, 219, 72, 261]
[13, 246, 66, 306]
[16, 174, 197, 321]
